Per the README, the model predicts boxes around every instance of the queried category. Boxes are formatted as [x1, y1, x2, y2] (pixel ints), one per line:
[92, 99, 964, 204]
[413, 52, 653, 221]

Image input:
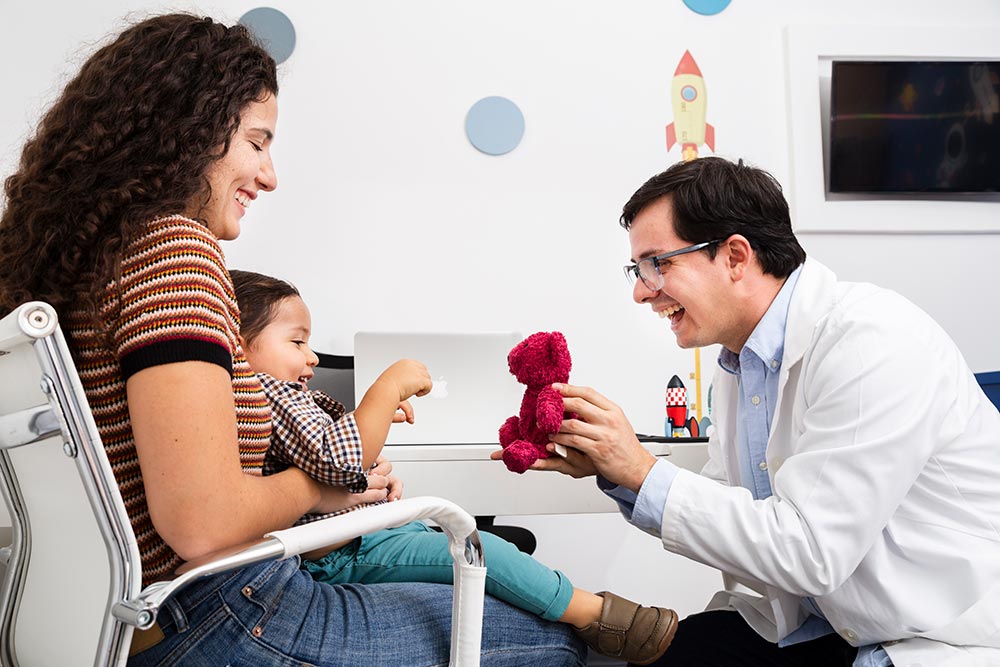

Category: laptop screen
[353, 331, 524, 445]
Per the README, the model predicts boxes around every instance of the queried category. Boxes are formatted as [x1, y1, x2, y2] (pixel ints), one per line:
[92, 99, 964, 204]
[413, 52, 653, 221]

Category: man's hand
[532, 443, 599, 478]
[488, 442, 598, 477]
[549, 383, 657, 493]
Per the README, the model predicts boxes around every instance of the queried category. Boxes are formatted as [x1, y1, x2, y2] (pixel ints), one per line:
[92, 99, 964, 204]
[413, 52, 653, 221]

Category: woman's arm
[127, 360, 378, 561]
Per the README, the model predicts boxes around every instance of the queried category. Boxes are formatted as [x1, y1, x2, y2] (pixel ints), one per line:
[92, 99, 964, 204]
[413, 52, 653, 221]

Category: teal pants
[302, 520, 575, 622]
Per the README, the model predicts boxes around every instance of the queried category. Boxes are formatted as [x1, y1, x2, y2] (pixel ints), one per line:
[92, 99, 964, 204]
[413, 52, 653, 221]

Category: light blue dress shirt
[600, 265, 891, 667]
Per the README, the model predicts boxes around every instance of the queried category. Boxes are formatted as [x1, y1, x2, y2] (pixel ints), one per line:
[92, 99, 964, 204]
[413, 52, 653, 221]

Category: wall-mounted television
[828, 60, 1000, 194]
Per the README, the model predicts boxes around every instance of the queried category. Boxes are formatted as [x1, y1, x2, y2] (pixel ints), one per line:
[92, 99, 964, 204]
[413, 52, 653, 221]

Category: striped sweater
[66, 215, 271, 585]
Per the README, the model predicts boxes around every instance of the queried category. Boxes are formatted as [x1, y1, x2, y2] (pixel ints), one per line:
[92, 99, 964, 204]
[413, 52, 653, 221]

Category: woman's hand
[385, 474, 404, 501]
[311, 480, 387, 515]
[370, 454, 404, 501]
[308, 454, 402, 514]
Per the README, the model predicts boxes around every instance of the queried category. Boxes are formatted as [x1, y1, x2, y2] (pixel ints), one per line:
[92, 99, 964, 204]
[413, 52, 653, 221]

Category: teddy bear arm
[535, 386, 565, 433]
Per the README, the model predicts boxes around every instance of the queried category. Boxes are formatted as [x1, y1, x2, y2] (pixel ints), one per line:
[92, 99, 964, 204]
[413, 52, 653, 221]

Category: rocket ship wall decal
[665, 50, 715, 162]
[665, 50, 715, 435]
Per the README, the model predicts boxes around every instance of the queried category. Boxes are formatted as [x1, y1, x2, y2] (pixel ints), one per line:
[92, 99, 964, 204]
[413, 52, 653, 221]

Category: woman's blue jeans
[127, 557, 586, 666]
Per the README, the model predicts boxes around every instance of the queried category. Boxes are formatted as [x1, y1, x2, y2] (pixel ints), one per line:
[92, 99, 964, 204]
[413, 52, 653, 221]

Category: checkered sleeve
[257, 373, 368, 492]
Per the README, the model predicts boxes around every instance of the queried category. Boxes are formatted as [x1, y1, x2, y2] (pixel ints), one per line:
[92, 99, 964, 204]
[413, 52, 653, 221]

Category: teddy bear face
[507, 331, 572, 386]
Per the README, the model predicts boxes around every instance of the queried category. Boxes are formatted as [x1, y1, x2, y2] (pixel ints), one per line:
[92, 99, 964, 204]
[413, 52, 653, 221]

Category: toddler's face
[244, 295, 318, 386]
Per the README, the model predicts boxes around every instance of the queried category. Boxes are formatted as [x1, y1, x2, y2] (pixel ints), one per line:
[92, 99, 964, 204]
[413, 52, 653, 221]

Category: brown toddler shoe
[572, 591, 678, 665]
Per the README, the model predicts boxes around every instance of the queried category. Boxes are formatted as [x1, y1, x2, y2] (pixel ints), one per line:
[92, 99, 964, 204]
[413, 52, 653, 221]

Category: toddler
[231, 269, 679, 665]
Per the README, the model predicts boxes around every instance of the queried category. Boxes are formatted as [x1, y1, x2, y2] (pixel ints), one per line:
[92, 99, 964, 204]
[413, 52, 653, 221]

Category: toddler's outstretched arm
[354, 359, 431, 467]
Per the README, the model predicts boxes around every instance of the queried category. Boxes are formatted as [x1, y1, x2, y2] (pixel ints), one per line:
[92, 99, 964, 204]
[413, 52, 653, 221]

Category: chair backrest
[0, 302, 141, 667]
[0, 304, 489, 666]
[312, 353, 355, 411]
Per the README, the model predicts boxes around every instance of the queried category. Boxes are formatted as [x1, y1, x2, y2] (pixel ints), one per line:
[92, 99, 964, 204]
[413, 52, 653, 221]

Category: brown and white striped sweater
[66, 215, 271, 585]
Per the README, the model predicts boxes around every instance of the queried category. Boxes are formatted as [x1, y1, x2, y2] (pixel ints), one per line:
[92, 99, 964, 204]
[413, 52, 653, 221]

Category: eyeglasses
[623, 240, 722, 291]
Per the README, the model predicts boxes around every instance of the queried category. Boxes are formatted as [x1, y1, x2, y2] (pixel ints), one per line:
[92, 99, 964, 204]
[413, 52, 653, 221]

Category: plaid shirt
[258, 372, 383, 522]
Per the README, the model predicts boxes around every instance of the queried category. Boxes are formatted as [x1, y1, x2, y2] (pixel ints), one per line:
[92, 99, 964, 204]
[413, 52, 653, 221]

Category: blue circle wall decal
[240, 7, 296, 64]
[465, 96, 525, 156]
[682, 0, 732, 16]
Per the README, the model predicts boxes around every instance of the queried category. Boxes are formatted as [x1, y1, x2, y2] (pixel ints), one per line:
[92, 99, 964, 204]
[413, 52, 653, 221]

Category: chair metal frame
[0, 301, 486, 667]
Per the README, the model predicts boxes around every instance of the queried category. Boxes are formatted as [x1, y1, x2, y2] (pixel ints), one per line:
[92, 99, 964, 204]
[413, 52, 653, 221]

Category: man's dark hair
[620, 157, 806, 278]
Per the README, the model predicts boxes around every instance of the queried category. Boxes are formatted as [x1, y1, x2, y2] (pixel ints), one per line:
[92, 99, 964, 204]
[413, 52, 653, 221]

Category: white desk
[383, 441, 709, 516]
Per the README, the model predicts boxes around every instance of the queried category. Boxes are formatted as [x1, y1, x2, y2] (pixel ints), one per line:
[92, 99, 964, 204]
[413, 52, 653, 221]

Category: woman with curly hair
[0, 13, 584, 666]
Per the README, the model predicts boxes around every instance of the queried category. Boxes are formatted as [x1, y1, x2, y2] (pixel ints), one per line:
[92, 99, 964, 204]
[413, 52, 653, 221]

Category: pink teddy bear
[499, 331, 573, 474]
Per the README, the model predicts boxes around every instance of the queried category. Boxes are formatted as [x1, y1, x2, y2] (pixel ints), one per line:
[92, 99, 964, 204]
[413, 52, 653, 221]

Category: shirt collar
[258, 371, 307, 391]
[718, 264, 803, 375]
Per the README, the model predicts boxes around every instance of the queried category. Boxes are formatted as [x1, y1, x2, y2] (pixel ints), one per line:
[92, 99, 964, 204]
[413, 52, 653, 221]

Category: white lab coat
[657, 259, 1000, 667]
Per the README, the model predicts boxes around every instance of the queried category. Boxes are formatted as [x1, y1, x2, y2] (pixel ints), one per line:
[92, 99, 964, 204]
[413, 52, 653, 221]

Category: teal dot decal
[240, 7, 296, 64]
[465, 97, 525, 156]
[682, 0, 732, 16]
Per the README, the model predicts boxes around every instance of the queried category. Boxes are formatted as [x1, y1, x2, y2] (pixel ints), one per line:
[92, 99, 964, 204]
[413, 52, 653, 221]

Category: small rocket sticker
[665, 50, 715, 162]
[665, 375, 688, 438]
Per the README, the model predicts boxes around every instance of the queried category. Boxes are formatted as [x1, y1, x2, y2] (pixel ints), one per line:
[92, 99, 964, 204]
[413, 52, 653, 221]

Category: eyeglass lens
[637, 258, 662, 290]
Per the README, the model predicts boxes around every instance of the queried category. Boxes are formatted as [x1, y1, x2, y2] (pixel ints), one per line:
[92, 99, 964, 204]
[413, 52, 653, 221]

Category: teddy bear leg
[501, 439, 540, 474]
[499, 415, 520, 448]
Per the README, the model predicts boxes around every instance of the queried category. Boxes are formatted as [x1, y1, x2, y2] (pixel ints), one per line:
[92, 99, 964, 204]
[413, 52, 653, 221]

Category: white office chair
[0, 301, 487, 667]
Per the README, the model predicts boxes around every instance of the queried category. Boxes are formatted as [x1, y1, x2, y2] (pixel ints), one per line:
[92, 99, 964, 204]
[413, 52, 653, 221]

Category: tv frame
[785, 25, 1000, 234]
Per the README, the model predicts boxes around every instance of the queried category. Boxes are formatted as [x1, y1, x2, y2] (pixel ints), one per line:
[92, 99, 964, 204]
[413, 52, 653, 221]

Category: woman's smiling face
[198, 94, 278, 241]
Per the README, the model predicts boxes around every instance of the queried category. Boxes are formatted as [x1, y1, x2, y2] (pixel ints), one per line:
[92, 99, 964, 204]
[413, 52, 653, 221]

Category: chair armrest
[267, 496, 483, 565]
[112, 496, 485, 630]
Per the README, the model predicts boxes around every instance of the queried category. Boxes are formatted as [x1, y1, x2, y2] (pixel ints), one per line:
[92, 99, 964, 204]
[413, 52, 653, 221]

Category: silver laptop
[353, 331, 524, 445]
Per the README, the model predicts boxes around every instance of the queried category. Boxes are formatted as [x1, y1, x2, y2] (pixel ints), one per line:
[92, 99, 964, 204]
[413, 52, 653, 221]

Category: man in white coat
[531, 158, 1000, 667]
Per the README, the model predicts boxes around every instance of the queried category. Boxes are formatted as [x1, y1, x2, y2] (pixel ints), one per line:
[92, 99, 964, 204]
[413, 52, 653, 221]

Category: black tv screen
[829, 60, 1000, 193]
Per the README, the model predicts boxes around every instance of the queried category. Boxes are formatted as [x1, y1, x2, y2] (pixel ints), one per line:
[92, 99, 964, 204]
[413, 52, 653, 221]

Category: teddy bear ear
[546, 331, 571, 367]
[546, 331, 566, 351]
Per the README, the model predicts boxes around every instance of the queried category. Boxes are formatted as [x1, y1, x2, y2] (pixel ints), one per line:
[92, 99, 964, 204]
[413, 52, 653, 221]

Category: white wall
[3, 0, 999, 620]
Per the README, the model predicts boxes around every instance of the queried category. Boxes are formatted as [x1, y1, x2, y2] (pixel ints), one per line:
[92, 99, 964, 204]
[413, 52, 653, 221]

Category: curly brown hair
[0, 13, 277, 324]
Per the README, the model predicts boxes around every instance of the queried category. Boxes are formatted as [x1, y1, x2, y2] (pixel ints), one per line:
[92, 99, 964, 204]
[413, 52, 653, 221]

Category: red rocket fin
[666, 123, 676, 151]
[704, 123, 715, 152]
